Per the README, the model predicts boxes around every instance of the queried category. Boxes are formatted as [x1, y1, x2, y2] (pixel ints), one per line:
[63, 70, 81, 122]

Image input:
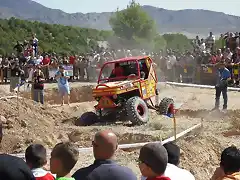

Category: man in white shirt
[141, 142, 195, 180]
[199, 39, 206, 52]
[166, 53, 177, 81]
[206, 32, 215, 52]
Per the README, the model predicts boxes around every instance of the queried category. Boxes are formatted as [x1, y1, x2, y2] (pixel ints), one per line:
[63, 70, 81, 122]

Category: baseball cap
[163, 142, 180, 166]
[0, 154, 35, 180]
[139, 143, 168, 175]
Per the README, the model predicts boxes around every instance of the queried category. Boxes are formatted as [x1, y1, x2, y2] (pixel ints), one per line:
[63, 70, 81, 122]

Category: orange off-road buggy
[77, 56, 174, 126]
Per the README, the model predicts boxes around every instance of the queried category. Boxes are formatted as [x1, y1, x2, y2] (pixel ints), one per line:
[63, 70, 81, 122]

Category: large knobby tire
[158, 97, 174, 115]
[125, 97, 149, 125]
[75, 112, 99, 126]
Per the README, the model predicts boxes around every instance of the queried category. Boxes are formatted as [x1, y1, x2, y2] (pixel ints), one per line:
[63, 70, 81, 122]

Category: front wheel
[158, 97, 174, 115]
[125, 96, 149, 125]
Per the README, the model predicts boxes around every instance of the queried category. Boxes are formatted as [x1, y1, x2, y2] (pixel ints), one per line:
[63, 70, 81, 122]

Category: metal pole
[173, 112, 177, 141]
[17, 84, 20, 118]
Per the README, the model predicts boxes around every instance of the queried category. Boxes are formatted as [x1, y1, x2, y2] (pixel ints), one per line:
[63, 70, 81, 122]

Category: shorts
[58, 85, 70, 96]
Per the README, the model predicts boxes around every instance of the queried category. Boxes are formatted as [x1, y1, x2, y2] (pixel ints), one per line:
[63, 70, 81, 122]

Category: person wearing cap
[72, 130, 137, 180]
[213, 60, 231, 111]
[138, 142, 170, 180]
[0, 154, 35, 180]
[55, 65, 70, 105]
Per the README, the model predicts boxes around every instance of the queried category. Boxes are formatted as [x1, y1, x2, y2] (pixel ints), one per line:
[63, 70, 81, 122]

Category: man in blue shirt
[214, 61, 231, 110]
[55, 65, 70, 105]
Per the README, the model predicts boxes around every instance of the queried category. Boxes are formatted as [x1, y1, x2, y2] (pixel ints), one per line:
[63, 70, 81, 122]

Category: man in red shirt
[112, 63, 124, 77]
[69, 55, 76, 65]
[69, 55, 76, 80]
[41, 55, 50, 80]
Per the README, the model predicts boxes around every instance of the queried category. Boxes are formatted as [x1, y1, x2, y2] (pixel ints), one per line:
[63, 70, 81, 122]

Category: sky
[33, 0, 240, 16]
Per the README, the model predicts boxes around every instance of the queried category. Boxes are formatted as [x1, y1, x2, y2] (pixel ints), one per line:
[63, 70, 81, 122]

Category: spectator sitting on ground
[25, 144, 55, 180]
[211, 146, 240, 180]
[0, 154, 35, 180]
[72, 130, 137, 180]
[138, 143, 170, 180]
[50, 142, 79, 180]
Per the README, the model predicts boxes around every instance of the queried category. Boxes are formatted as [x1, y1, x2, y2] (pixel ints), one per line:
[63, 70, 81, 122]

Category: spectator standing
[10, 61, 23, 92]
[25, 144, 55, 180]
[211, 146, 240, 180]
[32, 66, 45, 104]
[69, 55, 76, 80]
[216, 49, 223, 63]
[55, 65, 70, 106]
[214, 61, 231, 111]
[163, 142, 195, 180]
[41, 55, 50, 81]
[228, 33, 238, 52]
[206, 32, 215, 52]
[72, 130, 137, 180]
[32, 33, 39, 57]
[14, 41, 24, 57]
[199, 39, 206, 52]
[166, 52, 177, 81]
[0, 154, 35, 180]
[219, 34, 227, 50]
[138, 143, 170, 180]
[1, 57, 9, 83]
[50, 142, 79, 180]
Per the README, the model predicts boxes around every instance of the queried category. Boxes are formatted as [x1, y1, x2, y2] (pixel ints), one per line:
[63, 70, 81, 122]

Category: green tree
[109, 0, 156, 41]
[153, 35, 167, 51]
[163, 33, 193, 52]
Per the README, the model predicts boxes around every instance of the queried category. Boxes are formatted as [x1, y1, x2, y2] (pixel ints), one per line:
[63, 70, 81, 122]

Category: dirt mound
[178, 134, 222, 179]
[0, 97, 70, 153]
[21, 86, 94, 104]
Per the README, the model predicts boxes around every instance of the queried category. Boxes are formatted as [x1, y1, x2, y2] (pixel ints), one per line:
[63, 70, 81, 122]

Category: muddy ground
[1, 83, 240, 180]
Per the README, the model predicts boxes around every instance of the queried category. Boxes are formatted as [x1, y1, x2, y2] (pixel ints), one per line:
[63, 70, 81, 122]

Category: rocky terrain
[1, 83, 240, 180]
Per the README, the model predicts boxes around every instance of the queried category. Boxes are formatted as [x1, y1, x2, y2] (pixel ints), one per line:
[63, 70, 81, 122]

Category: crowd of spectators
[160, 32, 240, 86]
[3, 31, 240, 89]
[0, 129, 240, 180]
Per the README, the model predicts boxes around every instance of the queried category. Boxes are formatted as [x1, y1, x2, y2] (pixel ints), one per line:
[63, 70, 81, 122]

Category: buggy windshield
[98, 60, 140, 83]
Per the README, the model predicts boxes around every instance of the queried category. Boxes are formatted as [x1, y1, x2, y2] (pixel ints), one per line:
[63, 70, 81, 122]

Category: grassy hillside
[0, 17, 112, 55]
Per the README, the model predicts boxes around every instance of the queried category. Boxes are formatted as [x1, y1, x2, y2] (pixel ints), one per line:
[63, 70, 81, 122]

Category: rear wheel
[125, 96, 149, 125]
[158, 97, 174, 115]
[75, 112, 99, 126]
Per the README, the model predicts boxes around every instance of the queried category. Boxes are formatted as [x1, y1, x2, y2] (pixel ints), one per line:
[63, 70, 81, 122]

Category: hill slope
[1, 0, 240, 37]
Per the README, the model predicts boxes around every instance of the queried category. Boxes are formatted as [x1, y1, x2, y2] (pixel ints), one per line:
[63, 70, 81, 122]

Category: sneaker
[212, 107, 219, 111]
[222, 109, 227, 114]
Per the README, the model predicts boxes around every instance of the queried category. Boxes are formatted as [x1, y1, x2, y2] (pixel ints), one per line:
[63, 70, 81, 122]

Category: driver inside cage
[111, 63, 124, 77]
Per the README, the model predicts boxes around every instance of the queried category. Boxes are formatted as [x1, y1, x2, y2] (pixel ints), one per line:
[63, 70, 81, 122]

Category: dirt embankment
[0, 97, 71, 153]
[20, 85, 94, 104]
[1, 84, 240, 180]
